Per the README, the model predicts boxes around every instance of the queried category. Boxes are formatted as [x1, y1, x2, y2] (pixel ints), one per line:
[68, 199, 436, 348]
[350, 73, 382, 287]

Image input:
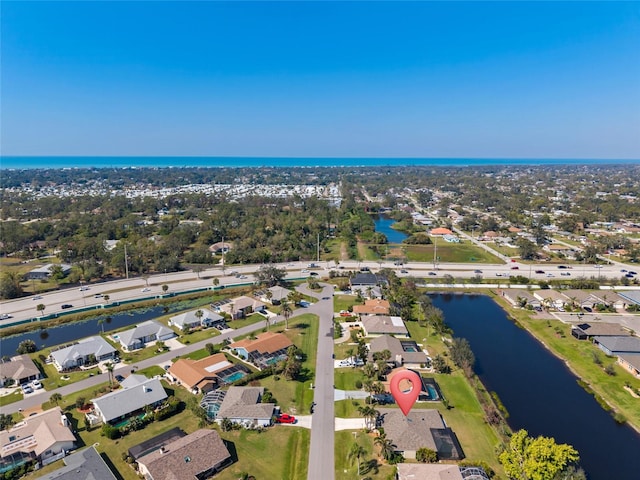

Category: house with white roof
[49, 337, 117, 372]
[90, 375, 167, 425]
[116, 320, 175, 351]
[168, 308, 224, 331]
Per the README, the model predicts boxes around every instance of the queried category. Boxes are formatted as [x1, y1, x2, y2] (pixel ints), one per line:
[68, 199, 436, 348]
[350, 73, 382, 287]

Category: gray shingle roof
[595, 336, 640, 354]
[0, 355, 40, 382]
[50, 336, 116, 367]
[377, 408, 445, 452]
[117, 320, 174, 348]
[169, 308, 223, 328]
[368, 335, 427, 365]
[39, 446, 117, 480]
[91, 377, 167, 423]
[362, 315, 408, 336]
[217, 386, 275, 421]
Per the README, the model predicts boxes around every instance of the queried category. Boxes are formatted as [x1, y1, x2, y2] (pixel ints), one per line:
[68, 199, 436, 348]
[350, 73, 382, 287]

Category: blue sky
[2, 1, 639, 158]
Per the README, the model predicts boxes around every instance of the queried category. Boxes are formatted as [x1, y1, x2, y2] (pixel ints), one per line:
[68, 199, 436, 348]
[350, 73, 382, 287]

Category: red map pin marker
[390, 370, 421, 416]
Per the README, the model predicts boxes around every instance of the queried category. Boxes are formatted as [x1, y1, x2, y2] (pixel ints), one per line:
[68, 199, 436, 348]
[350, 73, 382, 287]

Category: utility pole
[433, 236, 438, 271]
[124, 243, 129, 280]
[317, 233, 320, 263]
[221, 236, 226, 274]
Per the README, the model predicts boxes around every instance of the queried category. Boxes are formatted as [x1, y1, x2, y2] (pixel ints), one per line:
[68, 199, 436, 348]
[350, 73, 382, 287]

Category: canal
[374, 214, 408, 243]
[432, 293, 640, 480]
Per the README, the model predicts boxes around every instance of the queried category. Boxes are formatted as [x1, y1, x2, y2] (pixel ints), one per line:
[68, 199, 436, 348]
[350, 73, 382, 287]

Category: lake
[432, 293, 640, 480]
[374, 215, 408, 243]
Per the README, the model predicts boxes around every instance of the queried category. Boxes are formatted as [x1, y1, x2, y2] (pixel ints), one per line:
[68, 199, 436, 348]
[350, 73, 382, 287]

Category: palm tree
[374, 432, 395, 461]
[103, 294, 110, 303]
[162, 284, 169, 294]
[358, 405, 379, 430]
[50, 392, 62, 406]
[363, 362, 376, 379]
[212, 278, 220, 288]
[195, 309, 204, 327]
[97, 318, 105, 334]
[348, 442, 367, 475]
[280, 299, 292, 330]
[105, 362, 114, 389]
[36, 303, 46, 317]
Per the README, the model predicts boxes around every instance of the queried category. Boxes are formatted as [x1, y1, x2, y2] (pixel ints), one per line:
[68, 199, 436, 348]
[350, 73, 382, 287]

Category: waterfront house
[376, 408, 464, 460]
[501, 290, 541, 309]
[136, 429, 232, 480]
[618, 355, 640, 378]
[0, 407, 76, 469]
[168, 308, 224, 331]
[570, 322, 631, 341]
[116, 320, 175, 351]
[49, 336, 117, 372]
[229, 331, 292, 369]
[219, 296, 267, 319]
[361, 315, 409, 338]
[262, 286, 293, 305]
[38, 445, 117, 480]
[368, 335, 427, 369]
[90, 375, 167, 425]
[0, 355, 41, 387]
[396, 464, 489, 480]
[593, 336, 640, 356]
[533, 290, 567, 310]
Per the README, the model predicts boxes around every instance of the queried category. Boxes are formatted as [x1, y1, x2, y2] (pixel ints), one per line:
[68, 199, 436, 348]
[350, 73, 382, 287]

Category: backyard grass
[215, 427, 310, 480]
[335, 430, 395, 480]
[404, 243, 501, 264]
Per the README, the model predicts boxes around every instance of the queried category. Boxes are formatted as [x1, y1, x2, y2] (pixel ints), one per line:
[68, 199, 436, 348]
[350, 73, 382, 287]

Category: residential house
[26, 264, 72, 280]
[49, 336, 117, 372]
[350, 273, 383, 298]
[533, 290, 567, 310]
[136, 429, 232, 480]
[368, 335, 427, 369]
[0, 355, 41, 387]
[618, 355, 640, 378]
[561, 290, 607, 310]
[353, 299, 390, 316]
[543, 244, 577, 258]
[169, 353, 250, 394]
[593, 336, 640, 357]
[396, 464, 489, 480]
[0, 407, 76, 469]
[262, 286, 292, 305]
[618, 291, 640, 307]
[430, 227, 453, 236]
[214, 386, 276, 427]
[361, 315, 409, 338]
[117, 320, 175, 352]
[90, 375, 167, 425]
[208, 241, 232, 254]
[168, 308, 224, 331]
[570, 322, 631, 341]
[229, 331, 293, 369]
[39, 446, 117, 480]
[128, 427, 186, 461]
[376, 408, 464, 460]
[500, 290, 541, 309]
[219, 296, 267, 320]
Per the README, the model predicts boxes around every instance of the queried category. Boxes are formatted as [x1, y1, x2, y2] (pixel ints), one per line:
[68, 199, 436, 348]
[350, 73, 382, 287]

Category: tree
[449, 337, 475, 376]
[105, 362, 115, 388]
[103, 294, 110, 303]
[0, 271, 23, 299]
[348, 442, 367, 475]
[280, 299, 292, 330]
[17, 339, 37, 354]
[205, 343, 215, 355]
[162, 284, 169, 293]
[499, 429, 580, 480]
[374, 432, 396, 462]
[254, 264, 286, 287]
[0, 413, 15, 431]
[212, 277, 220, 288]
[416, 447, 438, 463]
[97, 318, 105, 334]
[36, 303, 46, 316]
[50, 392, 62, 406]
[517, 238, 538, 260]
[194, 309, 204, 326]
[358, 405, 379, 430]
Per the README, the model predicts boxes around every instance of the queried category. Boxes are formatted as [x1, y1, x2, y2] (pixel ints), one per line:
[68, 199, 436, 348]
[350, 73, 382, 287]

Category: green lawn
[32, 354, 102, 390]
[335, 430, 395, 480]
[136, 365, 165, 378]
[176, 326, 221, 345]
[334, 369, 366, 391]
[215, 427, 310, 480]
[227, 313, 269, 330]
[404, 243, 501, 263]
[334, 294, 362, 313]
[0, 390, 23, 406]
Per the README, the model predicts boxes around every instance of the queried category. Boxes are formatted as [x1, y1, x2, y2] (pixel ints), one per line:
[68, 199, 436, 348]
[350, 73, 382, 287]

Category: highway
[1, 260, 633, 328]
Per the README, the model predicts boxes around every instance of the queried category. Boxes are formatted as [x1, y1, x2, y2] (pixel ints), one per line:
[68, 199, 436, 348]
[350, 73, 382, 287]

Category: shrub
[101, 423, 120, 439]
[355, 380, 363, 389]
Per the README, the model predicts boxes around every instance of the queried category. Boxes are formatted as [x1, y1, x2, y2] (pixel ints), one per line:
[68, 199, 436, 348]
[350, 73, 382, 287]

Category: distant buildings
[26, 264, 72, 280]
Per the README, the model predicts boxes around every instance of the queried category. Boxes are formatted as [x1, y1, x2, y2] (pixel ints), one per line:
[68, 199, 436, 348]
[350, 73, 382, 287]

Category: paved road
[3, 309, 294, 415]
[300, 283, 336, 480]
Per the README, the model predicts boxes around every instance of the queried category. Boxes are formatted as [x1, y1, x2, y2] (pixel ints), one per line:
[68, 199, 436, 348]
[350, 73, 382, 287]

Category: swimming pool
[425, 384, 439, 400]
[224, 371, 247, 383]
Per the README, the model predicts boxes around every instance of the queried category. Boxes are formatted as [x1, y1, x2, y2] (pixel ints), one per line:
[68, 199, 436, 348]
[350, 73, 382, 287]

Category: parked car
[61, 304, 73, 309]
[31, 380, 43, 390]
[339, 310, 351, 317]
[21, 384, 33, 394]
[276, 414, 296, 424]
[115, 375, 125, 382]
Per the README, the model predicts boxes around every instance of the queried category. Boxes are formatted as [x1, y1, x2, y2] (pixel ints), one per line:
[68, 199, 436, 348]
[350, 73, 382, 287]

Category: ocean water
[1, 156, 638, 170]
